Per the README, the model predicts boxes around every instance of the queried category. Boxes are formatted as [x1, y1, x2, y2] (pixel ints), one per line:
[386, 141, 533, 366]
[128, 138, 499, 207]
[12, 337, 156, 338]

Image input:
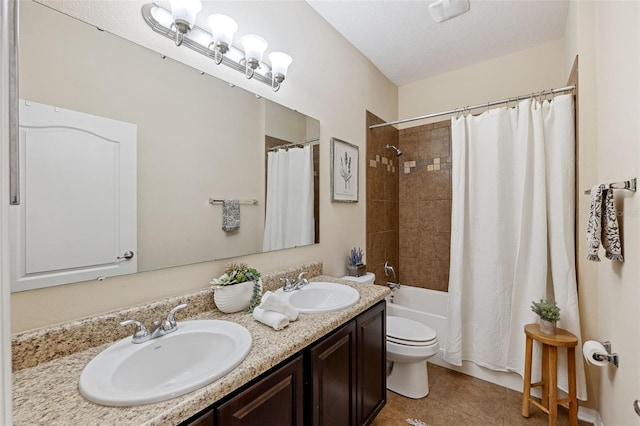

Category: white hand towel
[252, 307, 289, 330]
[260, 291, 299, 321]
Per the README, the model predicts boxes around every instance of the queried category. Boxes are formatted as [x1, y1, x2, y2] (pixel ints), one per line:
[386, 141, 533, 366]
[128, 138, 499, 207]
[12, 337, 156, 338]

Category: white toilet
[341, 273, 439, 399]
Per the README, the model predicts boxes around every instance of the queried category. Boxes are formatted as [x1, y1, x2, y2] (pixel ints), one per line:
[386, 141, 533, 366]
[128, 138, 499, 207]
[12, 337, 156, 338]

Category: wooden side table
[521, 324, 578, 426]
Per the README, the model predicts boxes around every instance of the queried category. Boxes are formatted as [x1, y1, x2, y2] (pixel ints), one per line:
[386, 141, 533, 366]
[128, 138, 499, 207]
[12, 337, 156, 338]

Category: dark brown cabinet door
[309, 321, 357, 426]
[216, 355, 304, 426]
[185, 409, 214, 426]
[357, 301, 386, 425]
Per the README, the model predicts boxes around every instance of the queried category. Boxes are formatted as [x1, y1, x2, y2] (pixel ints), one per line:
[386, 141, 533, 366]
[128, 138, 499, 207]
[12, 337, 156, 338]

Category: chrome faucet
[281, 272, 309, 292]
[387, 281, 401, 290]
[120, 303, 187, 344]
[294, 271, 309, 288]
[384, 261, 396, 279]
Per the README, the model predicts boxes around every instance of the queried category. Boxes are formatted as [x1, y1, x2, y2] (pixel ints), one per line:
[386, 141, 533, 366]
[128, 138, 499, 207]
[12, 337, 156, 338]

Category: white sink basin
[79, 320, 252, 406]
[275, 281, 360, 313]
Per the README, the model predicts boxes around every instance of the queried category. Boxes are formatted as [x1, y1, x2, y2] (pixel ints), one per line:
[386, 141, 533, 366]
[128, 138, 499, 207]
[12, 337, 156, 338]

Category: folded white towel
[260, 291, 299, 321]
[253, 307, 289, 330]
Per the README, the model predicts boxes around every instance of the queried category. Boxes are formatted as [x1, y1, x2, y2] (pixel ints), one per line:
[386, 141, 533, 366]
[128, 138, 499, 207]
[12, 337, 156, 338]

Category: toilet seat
[387, 316, 437, 346]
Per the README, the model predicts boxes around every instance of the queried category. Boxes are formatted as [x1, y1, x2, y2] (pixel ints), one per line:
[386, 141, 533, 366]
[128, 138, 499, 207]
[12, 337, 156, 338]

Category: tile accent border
[404, 156, 452, 174]
[369, 155, 397, 173]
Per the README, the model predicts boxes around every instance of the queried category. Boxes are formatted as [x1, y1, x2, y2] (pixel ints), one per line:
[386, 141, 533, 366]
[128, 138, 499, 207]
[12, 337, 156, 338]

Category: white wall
[565, 1, 640, 423]
[265, 102, 309, 143]
[10, 0, 398, 332]
[399, 38, 566, 127]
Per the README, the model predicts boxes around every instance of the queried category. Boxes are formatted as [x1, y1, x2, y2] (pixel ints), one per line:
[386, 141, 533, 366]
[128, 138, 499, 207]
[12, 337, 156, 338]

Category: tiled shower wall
[366, 111, 452, 291]
[398, 121, 452, 291]
[366, 111, 399, 285]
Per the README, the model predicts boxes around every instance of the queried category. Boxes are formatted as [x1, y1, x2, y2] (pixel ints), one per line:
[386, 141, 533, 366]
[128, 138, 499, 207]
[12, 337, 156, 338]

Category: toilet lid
[387, 316, 437, 344]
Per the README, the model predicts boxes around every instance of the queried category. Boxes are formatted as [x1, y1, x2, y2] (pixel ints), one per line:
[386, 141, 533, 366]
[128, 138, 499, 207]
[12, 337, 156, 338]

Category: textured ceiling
[306, 0, 570, 86]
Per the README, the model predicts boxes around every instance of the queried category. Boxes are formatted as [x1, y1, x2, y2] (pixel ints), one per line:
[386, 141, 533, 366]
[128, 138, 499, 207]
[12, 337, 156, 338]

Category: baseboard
[578, 407, 603, 426]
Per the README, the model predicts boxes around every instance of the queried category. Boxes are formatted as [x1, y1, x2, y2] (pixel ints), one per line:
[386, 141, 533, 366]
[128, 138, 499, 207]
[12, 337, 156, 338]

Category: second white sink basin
[79, 320, 251, 406]
[275, 281, 360, 313]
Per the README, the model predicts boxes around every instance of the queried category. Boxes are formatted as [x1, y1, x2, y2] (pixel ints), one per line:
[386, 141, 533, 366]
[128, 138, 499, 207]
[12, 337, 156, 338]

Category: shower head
[385, 144, 403, 157]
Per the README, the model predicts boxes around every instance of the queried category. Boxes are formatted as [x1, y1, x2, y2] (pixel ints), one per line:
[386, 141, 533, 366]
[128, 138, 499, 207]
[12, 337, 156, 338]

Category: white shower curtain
[444, 94, 586, 400]
[263, 145, 315, 251]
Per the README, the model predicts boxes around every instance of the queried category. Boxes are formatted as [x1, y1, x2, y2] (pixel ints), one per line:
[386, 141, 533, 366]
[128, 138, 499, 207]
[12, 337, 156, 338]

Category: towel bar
[584, 178, 637, 195]
[209, 198, 258, 205]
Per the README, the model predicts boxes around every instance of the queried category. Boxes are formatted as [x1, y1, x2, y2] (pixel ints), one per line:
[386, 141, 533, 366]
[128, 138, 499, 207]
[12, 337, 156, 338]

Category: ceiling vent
[428, 0, 470, 23]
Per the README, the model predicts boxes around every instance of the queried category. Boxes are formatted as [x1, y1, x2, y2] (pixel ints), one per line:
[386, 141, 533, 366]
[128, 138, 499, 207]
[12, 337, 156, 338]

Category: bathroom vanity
[11, 265, 389, 425]
[183, 300, 385, 426]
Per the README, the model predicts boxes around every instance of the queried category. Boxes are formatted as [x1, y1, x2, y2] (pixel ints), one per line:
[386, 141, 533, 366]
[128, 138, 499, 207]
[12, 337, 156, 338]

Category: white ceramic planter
[540, 319, 557, 335]
[214, 280, 261, 313]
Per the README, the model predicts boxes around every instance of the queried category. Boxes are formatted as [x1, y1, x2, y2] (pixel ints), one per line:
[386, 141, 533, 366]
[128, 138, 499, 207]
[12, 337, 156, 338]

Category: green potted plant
[346, 246, 366, 277]
[530, 299, 561, 335]
[211, 263, 262, 313]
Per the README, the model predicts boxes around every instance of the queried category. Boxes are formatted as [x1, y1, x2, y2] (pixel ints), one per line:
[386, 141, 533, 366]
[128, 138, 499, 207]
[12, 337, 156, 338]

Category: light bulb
[168, 0, 202, 27]
[241, 34, 268, 66]
[268, 52, 292, 78]
[208, 14, 237, 50]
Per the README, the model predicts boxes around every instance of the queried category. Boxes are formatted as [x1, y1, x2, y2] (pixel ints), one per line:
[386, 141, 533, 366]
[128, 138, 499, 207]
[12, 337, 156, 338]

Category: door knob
[117, 250, 135, 260]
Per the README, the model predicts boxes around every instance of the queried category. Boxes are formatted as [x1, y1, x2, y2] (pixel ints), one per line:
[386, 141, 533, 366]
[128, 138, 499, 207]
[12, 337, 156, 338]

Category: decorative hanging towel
[586, 185, 604, 261]
[586, 185, 623, 261]
[602, 189, 624, 261]
[222, 199, 240, 232]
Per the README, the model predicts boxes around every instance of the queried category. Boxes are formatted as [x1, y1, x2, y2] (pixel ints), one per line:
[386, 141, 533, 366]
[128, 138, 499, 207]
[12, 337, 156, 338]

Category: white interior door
[11, 100, 137, 291]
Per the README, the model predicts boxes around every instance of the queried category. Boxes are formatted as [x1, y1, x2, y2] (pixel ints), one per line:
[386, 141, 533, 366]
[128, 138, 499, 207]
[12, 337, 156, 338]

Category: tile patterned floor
[371, 364, 591, 426]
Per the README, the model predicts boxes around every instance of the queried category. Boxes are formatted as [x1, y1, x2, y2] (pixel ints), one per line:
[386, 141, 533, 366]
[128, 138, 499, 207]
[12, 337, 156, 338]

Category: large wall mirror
[11, 1, 320, 292]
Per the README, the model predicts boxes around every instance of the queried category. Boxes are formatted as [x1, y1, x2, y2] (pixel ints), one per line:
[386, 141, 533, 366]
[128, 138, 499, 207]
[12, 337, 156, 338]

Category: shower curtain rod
[268, 138, 320, 152]
[369, 85, 576, 129]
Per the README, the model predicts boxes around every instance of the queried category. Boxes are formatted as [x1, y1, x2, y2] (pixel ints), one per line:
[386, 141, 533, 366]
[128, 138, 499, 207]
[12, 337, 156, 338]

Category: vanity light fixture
[268, 52, 293, 92]
[207, 14, 237, 64]
[141, 3, 292, 92]
[167, 0, 202, 46]
[241, 34, 267, 79]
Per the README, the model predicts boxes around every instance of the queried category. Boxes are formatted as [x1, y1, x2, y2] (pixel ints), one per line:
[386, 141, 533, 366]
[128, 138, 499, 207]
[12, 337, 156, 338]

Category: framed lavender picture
[331, 137, 359, 202]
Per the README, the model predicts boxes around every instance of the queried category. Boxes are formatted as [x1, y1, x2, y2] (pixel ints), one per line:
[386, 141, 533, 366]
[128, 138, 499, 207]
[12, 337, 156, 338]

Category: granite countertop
[12, 274, 389, 426]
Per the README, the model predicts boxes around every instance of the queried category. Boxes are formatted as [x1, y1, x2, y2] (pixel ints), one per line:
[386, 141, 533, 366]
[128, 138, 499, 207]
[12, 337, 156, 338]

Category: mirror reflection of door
[11, 100, 137, 291]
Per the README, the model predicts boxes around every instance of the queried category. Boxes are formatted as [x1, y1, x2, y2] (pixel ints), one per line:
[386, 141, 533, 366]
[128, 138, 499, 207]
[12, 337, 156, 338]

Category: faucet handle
[295, 271, 309, 289]
[120, 319, 150, 343]
[280, 277, 293, 291]
[164, 303, 188, 330]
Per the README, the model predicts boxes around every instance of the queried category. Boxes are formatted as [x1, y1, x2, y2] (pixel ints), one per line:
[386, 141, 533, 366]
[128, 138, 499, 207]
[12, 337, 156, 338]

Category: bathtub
[385, 285, 525, 393]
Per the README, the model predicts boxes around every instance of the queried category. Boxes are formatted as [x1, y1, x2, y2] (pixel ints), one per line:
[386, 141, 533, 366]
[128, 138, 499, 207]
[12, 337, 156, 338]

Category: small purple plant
[349, 247, 364, 266]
